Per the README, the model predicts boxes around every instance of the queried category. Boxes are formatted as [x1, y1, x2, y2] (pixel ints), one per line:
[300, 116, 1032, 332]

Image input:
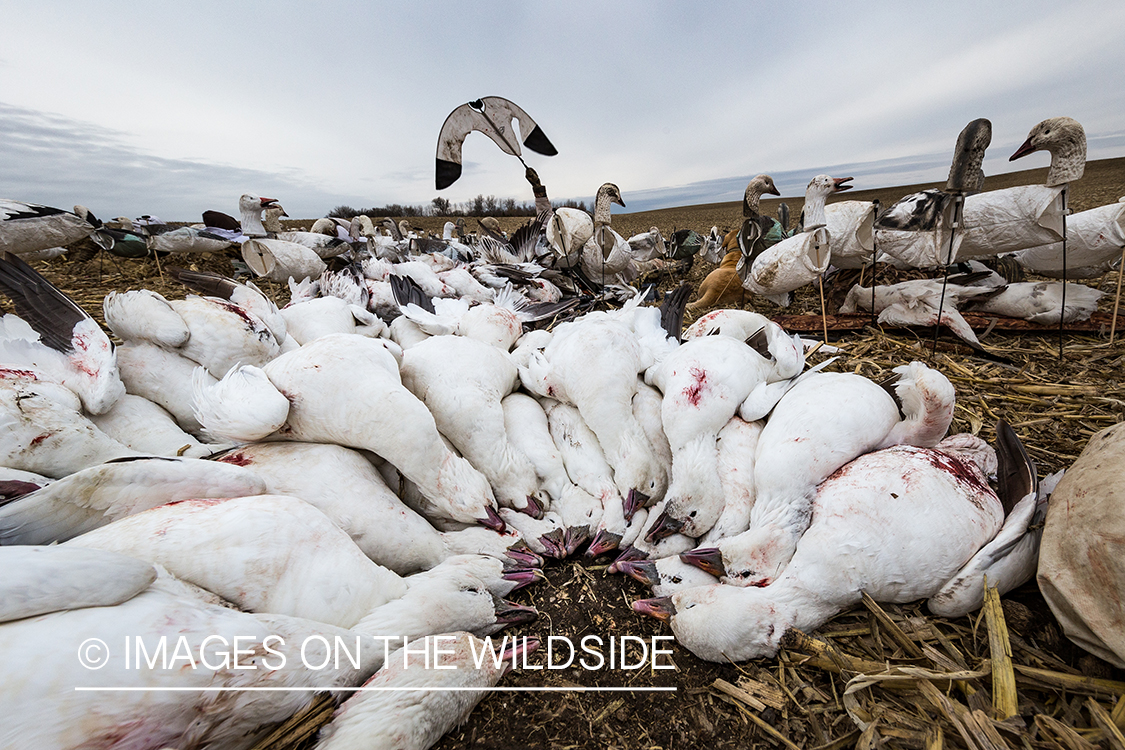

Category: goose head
[593, 183, 625, 227]
[680, 522, 793, 588]
[633, 583, 792, 661]
[238, 194, 278, 237]
[743, 174, 781, 216]
[800, 175, 852, 228]
[1009, 116, 1086, 187]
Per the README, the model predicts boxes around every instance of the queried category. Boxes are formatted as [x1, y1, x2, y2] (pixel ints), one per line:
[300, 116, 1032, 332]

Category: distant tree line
[328, 195, 589, 219]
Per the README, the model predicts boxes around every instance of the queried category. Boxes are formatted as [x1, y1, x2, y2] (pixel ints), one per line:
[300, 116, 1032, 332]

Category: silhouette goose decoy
[435, 97, 558, 190]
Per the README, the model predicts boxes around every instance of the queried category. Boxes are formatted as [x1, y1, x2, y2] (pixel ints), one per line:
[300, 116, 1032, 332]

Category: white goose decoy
[963, 281, 1104, 324]
[238, 193, 279, 238]
[1007, 197, 1125, 278]
[401, 334, 545, 516]
[683, 362, 955, 587]
[546, 206, 594, 269]
[0, 456, 266, 545]
[740, 175, 853, 306]
[214, 442, 529, 575]
[0, 200, 99, 258]
[837, 275, 1006, 349]
[578, 183, 642, 285]
[0, 546, 384, 750]
[0, 372, 138, 477]
[0, 253, 125, 414]
[636, 425, 1045, 662]
[314, 633, 538, 750]
[193, 333, 503, 530]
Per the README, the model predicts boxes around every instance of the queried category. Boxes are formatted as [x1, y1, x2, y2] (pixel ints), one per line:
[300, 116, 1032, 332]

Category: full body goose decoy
[0, 456, 265, 545]
[0, 200, 100, 258]
[193, 333, 503, 530]
[683, 362, 955, 587]
[638, 424, 1047, 662]
[0, 546, 386, 750]
[740, 175, 852, 306]
[688, 175, 782, 312]
[0, 251, 125, 415]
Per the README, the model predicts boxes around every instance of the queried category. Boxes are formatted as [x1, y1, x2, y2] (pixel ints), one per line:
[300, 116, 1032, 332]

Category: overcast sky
[2, 1, 1123, 220]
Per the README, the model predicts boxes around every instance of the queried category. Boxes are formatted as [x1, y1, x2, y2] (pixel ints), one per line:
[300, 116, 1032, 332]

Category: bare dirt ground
[24, 158, 1125, 750]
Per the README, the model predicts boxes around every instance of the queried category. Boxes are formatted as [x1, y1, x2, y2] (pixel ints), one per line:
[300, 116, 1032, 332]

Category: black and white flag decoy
[435, 97, 557, 190]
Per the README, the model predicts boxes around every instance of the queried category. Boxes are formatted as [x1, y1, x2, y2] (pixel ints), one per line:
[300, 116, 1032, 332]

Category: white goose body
[966, 281, 1103, 324]
[502, 392, 602, 545]
[67, 494, 411, 628]
[527, 315, 668, 507]
[546, 207, 594, 268]
[643, 435, 1041, 662]
[0, 372, 138, 477]
[0, 549, 380, 750]
[90, 393, 222, 458]
[741, 175, 852, 306]
[401, 335, 542, 515]
[279, 295, 386, 345]
[0, 456, 266, 545]
[215, 441, 514, 575]
[194, 334, 501, 529]
[682, 309, 772, 341]
[699, 416, 762, 547]
[315, 632, 530, 750]
[115, 340, 217, 434]
[644, 336, 774, 538]
[713, 363, 955, 586]
[0, 254, 125, 415]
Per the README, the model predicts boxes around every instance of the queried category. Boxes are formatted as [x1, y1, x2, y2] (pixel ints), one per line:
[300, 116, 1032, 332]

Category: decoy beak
[1009, 137, 1037, 161]
[833, 177, 854, 192]
[632, 596, 676, 622]
[679, 548, 726, 578]
[259, 197, 279, 207]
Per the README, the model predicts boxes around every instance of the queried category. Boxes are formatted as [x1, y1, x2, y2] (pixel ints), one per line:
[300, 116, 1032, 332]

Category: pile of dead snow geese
[0, 115, 1121, 750]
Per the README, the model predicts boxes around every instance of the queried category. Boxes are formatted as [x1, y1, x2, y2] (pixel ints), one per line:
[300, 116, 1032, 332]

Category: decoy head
[744, 174, 781, 213]
[1009, 116, 1086, 186]
[598, 183, 626, 208]
[806, 174, 852, 197]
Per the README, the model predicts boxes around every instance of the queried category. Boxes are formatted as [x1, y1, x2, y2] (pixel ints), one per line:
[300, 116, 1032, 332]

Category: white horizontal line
[74, 686, 677, 693]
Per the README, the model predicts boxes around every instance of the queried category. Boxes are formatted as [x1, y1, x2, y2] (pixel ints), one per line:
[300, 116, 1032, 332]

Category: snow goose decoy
[638, 424, 1046, 661]
[435, 96, 557, 190]
[0, 252, 125, 414]
[193, 333, 503, 530]
[682, 362, 955, 587]
[0, 200, 100, 259]
[740, 175, 852, 306]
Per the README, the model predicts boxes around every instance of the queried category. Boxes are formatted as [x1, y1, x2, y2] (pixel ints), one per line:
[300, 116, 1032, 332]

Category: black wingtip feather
[389, 274, 435, 314]
[995, 420, 1038, 516]
[0, 251, 89, 353]
[659, 283, 692, 343]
